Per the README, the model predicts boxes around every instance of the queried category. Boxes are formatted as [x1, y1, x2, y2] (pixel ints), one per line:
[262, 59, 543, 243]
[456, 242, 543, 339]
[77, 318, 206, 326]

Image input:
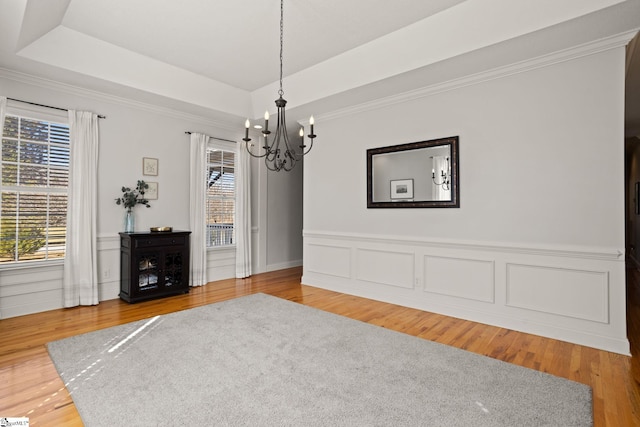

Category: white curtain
[189, 132, 209, 286]
[235, 145, 252, 278]
[0, 97, 5, 239]
[432, 156, 451, 201]
[63, 110, 100, 307]
[0, 96, 5, 130]
[0, 97, 6, 317]
[0, 97, 5, 229]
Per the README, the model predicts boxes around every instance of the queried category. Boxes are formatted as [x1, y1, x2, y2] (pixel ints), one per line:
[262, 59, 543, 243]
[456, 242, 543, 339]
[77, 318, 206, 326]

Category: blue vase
[124, 210, 135, 232]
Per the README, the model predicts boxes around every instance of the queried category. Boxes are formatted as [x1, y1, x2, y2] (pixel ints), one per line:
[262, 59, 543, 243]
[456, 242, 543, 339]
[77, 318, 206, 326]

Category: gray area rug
[47, 293, 592, 426]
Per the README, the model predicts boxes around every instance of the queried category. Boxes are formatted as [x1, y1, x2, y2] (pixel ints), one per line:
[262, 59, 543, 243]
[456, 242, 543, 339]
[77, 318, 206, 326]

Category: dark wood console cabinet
[119, 231, 191, 303]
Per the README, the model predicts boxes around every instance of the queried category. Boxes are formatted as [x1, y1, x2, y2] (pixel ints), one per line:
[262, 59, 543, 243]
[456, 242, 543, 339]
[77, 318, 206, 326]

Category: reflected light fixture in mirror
[432, 157, 451, 190]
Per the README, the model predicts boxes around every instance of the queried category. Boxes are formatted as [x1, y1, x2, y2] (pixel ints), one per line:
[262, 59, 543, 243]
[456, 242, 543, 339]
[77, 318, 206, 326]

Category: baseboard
[267, 259, 303, 272]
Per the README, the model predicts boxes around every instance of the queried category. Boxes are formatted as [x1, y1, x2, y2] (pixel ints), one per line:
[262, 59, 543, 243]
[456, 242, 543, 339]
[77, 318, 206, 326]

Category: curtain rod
[7, 97, 106, 119]
[184, 131, 236, 143]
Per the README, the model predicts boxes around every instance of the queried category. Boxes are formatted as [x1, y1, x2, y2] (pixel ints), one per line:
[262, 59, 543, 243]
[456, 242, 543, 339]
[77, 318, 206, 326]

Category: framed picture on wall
[390, 179, 414, 200]
[145, 182, 158, 200]
[143, 157, 158, 176]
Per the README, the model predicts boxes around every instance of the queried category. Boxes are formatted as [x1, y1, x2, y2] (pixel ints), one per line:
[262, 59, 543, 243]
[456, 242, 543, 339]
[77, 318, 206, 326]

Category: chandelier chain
[279, 0, 284, 97]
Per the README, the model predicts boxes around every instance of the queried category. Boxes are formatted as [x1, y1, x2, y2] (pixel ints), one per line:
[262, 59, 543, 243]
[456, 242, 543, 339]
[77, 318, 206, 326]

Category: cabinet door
[135, 250, 161, 296]
[163, 250, 185, 289]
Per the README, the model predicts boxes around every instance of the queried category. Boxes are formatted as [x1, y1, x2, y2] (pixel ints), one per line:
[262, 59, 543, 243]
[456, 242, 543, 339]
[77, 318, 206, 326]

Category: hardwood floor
[1, 266, 639, 426]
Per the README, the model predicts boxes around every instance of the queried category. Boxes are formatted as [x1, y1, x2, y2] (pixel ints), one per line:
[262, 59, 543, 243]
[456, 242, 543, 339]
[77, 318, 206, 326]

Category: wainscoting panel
[306, 244, 351, 279]
[0, 264, 63, 287]
[1, 277, 63, 297]
[206, 247, 236, 282]
[98, 237, 122, 301]
[0, 263, 64, 319]
[302, 230, 629, 355]
[0, 289, 63, 319]
[424, 256, 495, 303]
[356, 248, 415, 289]
[506, 263, 609, 324]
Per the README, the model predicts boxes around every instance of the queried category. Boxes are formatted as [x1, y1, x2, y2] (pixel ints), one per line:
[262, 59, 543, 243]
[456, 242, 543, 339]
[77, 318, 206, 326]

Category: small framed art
[143, 157, 158, 176]
[145, 182, 158, 200]
[390, 179, 414, 200]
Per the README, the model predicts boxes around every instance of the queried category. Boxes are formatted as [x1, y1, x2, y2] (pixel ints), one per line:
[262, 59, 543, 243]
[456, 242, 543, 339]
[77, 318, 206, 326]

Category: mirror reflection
[367, 136, 459, 208]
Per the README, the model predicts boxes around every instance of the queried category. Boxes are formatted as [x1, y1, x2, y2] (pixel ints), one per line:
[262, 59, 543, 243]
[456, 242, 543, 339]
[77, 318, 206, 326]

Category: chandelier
[242, 0, 316, 172]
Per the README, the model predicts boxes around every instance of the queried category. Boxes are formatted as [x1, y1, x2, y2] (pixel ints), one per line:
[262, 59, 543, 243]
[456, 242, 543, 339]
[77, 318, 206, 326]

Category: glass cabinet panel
[164, 252, 183, 287]
[138, 254, 159, 290]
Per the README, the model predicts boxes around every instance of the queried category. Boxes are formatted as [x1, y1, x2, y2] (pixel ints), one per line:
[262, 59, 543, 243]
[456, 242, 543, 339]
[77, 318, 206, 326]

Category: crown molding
[2, 29, 635, 130]
[317, 30, 638, 124]
[0, 67, 239, 131]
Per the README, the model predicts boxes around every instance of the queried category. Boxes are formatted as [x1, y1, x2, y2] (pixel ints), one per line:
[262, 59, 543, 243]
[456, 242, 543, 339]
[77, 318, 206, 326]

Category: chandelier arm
[279, 106, 304, 163]
[300, 139, 314, 156]
[266, 133, 283, 171]
[283, 158, 295, 171]
[265, 157, 279, 171]
[265, 145, 279, 162]
[244, 140, 269, 158]
[279, 105, 296, 157]
[273, 129, 284, 158]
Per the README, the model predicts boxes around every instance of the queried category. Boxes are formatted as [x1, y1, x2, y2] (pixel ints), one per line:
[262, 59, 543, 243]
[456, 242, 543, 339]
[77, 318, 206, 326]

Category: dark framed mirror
[367, 136, 459, 208]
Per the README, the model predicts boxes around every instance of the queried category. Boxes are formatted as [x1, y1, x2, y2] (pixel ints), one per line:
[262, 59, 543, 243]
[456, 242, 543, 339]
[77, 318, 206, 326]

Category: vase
[124, 210, 135, 233]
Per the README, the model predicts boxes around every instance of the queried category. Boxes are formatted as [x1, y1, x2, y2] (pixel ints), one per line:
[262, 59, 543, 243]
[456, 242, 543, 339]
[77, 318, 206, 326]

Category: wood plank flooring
[1, 266, 639, 426]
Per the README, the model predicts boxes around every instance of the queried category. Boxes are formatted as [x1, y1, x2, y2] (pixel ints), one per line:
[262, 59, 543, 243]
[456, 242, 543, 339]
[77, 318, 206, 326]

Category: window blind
[206, 148, 235, 246]
[1, 114, 69, 263]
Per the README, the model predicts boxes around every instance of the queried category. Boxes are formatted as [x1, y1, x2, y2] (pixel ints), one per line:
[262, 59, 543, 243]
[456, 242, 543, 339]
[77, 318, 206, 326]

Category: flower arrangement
[115, 180, 151, 211]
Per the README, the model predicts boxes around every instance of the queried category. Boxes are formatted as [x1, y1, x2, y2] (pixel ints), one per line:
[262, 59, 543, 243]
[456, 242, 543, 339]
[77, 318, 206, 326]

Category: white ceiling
[1, 0, 639, 135]
[61, 0, 468, 91]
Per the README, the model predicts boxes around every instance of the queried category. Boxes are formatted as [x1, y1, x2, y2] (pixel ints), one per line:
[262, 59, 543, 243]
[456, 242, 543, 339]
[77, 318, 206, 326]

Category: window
[206, 148, 235, 247]
[1, 111, 69, 264]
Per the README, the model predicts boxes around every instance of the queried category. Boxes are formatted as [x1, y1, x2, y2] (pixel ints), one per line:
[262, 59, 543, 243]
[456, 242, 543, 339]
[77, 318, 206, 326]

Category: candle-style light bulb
[244, 119, 250, 140]
[264, 111, 269, 133]
[309, 115, 315, 136]
[299, 127, 304, 143]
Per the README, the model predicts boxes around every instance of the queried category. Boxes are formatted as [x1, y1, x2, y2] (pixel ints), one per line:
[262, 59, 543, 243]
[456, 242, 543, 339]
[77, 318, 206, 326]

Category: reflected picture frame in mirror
[367, 136, 459, 208]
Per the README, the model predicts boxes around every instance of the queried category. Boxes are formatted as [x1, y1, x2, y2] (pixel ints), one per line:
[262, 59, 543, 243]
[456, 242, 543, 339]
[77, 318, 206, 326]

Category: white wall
[302, 45, 629, 354]
[248, 140, 304, 274]
[266, 149, 304, 271]
[0, 70, 303, 318]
